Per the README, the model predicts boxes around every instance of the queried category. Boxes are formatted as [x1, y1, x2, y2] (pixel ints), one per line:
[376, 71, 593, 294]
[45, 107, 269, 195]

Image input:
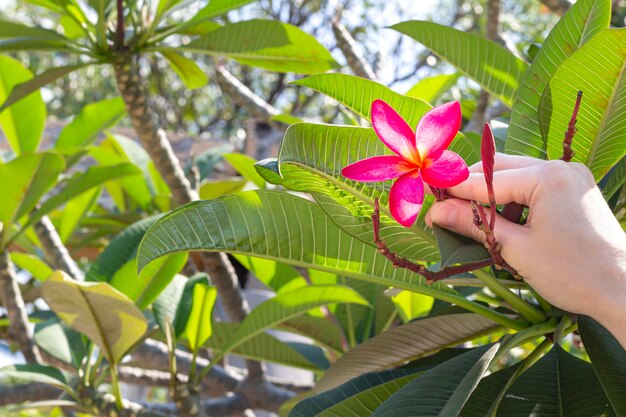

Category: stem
[473, 269, 546, 324]
[116, 0, 125, 49]
[561, 91, 583, 162]
[497, 319, 558, 358]
[0, 251, 41, 363]
[109, 365, 124, 410]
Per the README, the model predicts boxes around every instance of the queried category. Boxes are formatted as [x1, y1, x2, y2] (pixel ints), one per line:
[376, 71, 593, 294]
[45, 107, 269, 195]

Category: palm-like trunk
[112, 55, 263, 379]
[0, 251, 41, 363]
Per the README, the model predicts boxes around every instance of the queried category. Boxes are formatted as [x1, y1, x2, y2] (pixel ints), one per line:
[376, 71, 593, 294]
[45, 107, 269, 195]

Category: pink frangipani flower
[342, 99, 469, 228]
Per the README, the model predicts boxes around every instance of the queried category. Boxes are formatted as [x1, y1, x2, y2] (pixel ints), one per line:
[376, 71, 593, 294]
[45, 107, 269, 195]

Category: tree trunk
[112, 54, 263, 379]
[34, 215, 84, 280]
[0, 250, 41, 363]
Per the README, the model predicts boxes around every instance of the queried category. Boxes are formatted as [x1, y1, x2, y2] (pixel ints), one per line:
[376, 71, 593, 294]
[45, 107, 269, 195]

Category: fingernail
[430, 202, 456, 228]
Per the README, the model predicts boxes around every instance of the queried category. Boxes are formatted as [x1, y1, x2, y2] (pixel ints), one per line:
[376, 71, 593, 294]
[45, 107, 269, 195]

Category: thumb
[426, 198, 524, 247]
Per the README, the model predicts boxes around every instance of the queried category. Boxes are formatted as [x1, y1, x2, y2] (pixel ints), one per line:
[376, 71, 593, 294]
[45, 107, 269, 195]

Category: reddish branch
[371, 199, 494, 284]
[561, 91, 583, 162]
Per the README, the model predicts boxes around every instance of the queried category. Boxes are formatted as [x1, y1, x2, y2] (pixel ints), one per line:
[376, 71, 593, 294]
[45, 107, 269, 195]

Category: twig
[331, 12, 377, 80]
[116, 0, 125, 49]
[34, 216, 84, 280]
[470, 201, 521, 279]
[372, 199, 495, 284]
[560, 91, 583, 162]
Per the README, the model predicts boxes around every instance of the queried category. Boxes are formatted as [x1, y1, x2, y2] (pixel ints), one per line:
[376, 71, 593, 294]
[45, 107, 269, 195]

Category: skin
[425, 153, 626, 349]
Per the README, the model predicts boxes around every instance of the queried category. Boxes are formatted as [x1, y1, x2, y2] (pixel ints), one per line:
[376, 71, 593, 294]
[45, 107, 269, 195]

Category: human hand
[426, 154, 626, 345]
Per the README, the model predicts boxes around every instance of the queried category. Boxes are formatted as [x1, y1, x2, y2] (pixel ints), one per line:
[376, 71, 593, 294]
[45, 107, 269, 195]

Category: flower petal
[342, 155, 414, 182]
[389, 171, 424, 228]
[371, 99, 419, 162]
[421, 150, 469, 188]
[415, 101, 462, 158]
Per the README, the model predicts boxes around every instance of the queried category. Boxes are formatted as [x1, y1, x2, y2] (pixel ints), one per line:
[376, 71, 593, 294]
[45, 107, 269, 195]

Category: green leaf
[10, 252, 53, 282]
[55, 97, 126, 154]
[602, 156, 626, 201]
[459, 363, 521, 417]
[172, 273, 208, 338]
[390, 290, 434, 322]
[0, 64, 86, 113]
[87, 214, 162, 282]
[137, 191, 517, 327]
[160, 51, 208, 90]
[215, 285, 367, 359]
[17, 163, 141, 243]
[255, 158, 284, 185]
[506, 0, 610, 158]
[0, 19, 67, 40]
[110, 252, 188, 310]
[190, 0, 254, 20]
[179, 19, 337, 74]
[579, 315, 626, 415]
[405, 72, 461, 103]
[58, 187, 101, 242]
[223, 153, 266, 188]
[542, 28, 626, 180]
[152, 274, 186, 335]
[279, 314, 345, 352]
[1, 364, 69, 390]
[207, 322, 320, 371]
[0, 55, 46, 154]
[0, 152, 65, 245]
[290, 369, 422, 417]
[234, 255, 301, 292]
[372, 344, 500, 416]
[391, 21, 527, 107]
[34, 317, 86, 368]
[41, 271, 148, 364]
[497, 344, 611, 416]
[199, 178, 247, 200]
[433, 225, 490, 268]
[277, 123, 439, 261]
[60, 15, 84, 39]
[292, 73, 431, 128]
[183, 279, 217, 353]
[316, 313, 499, 392]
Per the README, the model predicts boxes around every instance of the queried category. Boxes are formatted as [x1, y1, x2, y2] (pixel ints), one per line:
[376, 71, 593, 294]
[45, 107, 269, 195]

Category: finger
[446, 167, 540, 206]
[469, 153, 546, 173]
[426, 198, 525, 247]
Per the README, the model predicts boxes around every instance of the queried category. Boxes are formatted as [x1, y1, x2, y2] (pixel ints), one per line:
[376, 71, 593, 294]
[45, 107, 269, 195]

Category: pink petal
[421, 150, 469, 188]
[389, 171, 424, 228]
[415, 101, 462, 159]
[371, 99, 420, 162]
[342, 155, 414, 182]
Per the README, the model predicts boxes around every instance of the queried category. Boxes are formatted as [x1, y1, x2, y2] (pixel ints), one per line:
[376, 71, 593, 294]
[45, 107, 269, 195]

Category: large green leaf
[152, 273, 186, 335]
[183, 279, 217, 353]
[391, 21, 527, 107]
[405, 72, 461, 103]
[224, 152, 266, 188]
[178, 19, 337, 74]
[109, 252, 188, 310]
[41, 271, 148, 364]
[33, 317, 86, 368]
[234, 255, 301, 292]
[0, 19, 68, 40]
[214, 285, 369, 360]
[372, 344, 500, 416]
[10, 252, 53, 282]
[0, 152, 65, 245]
[160, 51, 208, 90]
[277, 123, 439, 261]
[0, 55, 46, 154]
[0, 64, 86, 113]
[279, 315, 345, 353]
[579, 316, 626, 415]
[58, 187, 100, 242]
[505, 0, 610, 158]
[292, 73, 431, 128]
[459, 364, 521, 417]
[55, 97, 126, 154]
[189, 0, 254, 20]
[0, 364, 70, 391]
[434, 225, 489, 268]
[15, 163, 141, 244]
[497, 344, 610, 416]
[290, 369, 421, 417]
[137, 191, 520, 329]
[541, 28, 626, 180]
[87, 214, 162, 282]
[208, 322, 320, 371]
[315, 313, 500, 392]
